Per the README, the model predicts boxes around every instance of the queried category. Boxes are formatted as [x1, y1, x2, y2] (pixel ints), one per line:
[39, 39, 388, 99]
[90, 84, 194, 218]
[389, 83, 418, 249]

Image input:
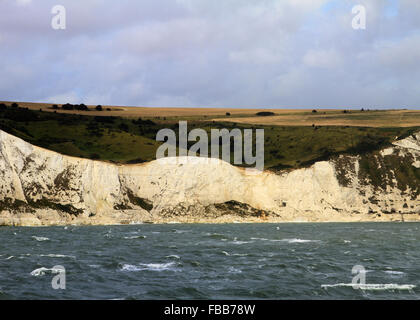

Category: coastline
[0, 130, 419, 227]
[1, 209, 419, 226]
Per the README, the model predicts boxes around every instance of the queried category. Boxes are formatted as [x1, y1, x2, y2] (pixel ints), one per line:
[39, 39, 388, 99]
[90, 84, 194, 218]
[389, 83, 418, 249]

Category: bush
[11, 103, 19, 108]
[75, 104, 88, 111]
[89, 153, 101, 160]
[96, 105, 103, 111]
[62, 103, 74, 110]
[118, 123, 129, 132]
[52, 104, 59, 109]
[94, 116, 115, 123]
[312, 109, 317, 113]
[0, 103, 7, 110]
[226, 112, 231, 116]
[256, 111, 275, 116]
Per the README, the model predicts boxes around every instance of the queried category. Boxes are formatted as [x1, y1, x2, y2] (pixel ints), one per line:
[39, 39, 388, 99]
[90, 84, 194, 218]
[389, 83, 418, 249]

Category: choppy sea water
[1, 223, 420, 300]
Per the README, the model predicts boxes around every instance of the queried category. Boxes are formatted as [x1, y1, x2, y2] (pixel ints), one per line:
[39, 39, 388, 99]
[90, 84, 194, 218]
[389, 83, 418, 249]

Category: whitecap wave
[32, 236, 50, 242]
[120, 262, 177, 272]
[30, 266, 63, 277]
[123, 235, 147, 240]
[321, 283, 415, 291]
[232, 241, 253, 245]
[384, 270, 405, 275]
[231, 237, 253, 245]
[221, 251, 248, 257]
[273, 238, 320, 243]
[165, 255, 180, 260]
[39, 254, 75, 259]
[228, 266, 242, 274]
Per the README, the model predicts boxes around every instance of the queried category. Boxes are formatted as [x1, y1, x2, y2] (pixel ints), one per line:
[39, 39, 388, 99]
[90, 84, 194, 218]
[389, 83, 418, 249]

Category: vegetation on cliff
[0, 103, 418, 172]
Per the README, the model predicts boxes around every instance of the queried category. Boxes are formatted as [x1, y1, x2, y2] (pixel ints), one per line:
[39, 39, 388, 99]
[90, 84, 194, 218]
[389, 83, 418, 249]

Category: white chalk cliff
[0, 129, 419, 225]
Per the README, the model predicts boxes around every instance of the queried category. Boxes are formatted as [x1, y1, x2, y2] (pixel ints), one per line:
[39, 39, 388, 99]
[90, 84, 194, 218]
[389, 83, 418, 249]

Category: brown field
[1, 101, 419, 127]
[219, 109, 420, 127]
[1, 101, 315, 118]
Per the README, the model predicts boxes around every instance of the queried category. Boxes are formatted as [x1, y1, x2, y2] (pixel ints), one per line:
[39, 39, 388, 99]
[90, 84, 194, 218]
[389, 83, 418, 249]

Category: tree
[0, 103, 6, 110]
[52, 104, 59, 109]
[11, 103, 18, 108]
[312, 109, 317, 113]
[62, 103, 74, 110]
[96, 105, 103, 111]
[226, 112, 231, 116]
[256, 111, 275, 116]
[76, 104, 88, 111]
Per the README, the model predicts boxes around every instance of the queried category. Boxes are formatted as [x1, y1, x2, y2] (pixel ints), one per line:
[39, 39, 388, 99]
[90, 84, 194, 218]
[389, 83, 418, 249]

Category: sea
[0, 222, 419, 300]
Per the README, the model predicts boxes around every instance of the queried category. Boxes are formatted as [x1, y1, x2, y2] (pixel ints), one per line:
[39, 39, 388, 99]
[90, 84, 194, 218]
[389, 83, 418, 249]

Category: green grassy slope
[0, 104, 418, 171]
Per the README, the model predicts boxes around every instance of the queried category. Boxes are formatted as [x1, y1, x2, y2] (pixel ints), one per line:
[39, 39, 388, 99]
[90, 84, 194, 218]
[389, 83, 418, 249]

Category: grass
[4, 101, 419, 127]
[0, 103, 419, 171]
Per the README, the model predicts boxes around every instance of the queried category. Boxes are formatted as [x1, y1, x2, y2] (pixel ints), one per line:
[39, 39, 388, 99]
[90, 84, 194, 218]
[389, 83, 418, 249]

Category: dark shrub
[226, 112, 231, 116]
[0, 103, 6, 110]
[118, 123, 129, 132]
[94, 116, 115, 123]
[312, 109, 317, 113]
[62, 103, 74, 110]
[132, 118, 156, 126]
[96, 105, 103, 111]
[76, 104, 88, 111]
[52, 104, 58, 109]
[11, 103, 19, 108]
[89, 153, 101, 160]
[256, 111, 275, 116]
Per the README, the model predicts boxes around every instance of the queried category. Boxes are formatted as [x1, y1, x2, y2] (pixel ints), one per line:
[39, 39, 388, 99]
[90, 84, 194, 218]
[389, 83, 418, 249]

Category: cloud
[0, 0, 419, 109]
[303, 49, 341, 68]
[15, 0, 32, 6]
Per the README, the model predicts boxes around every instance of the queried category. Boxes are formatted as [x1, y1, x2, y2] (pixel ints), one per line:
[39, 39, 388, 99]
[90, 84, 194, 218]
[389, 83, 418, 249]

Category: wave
[273, 238, 320, 243]
[172, 229, 190, 234]
[232, 240, 253, 245]
[221, 251, 248, 257]
[39, 254, 76, 259]
[232, 237, 253, 245]
[30, 266, 63, 277]
[123, 235, 147, 240]
[384, 271, 405, 275]
[32, 236, 50, 242]
[321, 283, 416, 291]
[205, 232, 226, 239]
[120, 262, 177, 272]
[250, 237, 320, 243]
[165, 255, 180, 260]
[228, 266, 242, 274]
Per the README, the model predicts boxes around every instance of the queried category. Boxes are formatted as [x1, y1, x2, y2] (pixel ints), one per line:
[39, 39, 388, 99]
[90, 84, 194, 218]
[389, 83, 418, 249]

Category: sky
[0, 0, 419, 109]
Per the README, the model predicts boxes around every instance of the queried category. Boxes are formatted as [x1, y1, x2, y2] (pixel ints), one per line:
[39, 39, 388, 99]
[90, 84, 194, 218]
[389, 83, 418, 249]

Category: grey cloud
[0, 0, 418, 108]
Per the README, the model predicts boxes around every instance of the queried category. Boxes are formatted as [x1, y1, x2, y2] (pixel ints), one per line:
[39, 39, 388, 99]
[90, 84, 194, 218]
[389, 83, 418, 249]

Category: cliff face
[0, 129, 419, 226]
